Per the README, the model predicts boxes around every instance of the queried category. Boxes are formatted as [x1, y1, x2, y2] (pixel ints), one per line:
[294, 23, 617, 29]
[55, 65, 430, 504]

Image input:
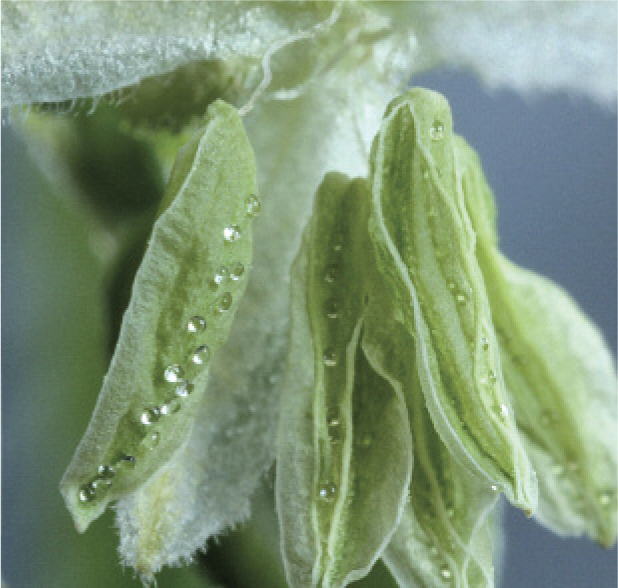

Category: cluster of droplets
[408, 534, 454, 586]
[78, 194, 261, 505]
[317, 239, 345, 504]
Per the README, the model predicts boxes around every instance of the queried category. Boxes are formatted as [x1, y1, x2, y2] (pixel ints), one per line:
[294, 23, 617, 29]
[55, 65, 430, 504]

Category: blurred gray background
[2, 69, 616, 587]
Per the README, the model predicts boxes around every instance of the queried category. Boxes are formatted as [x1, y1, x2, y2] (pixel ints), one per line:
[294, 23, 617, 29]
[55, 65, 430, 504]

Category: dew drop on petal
[215, 292, 233, 313]
[164, 364, 184, 383]
[187, 316, 207, 333]
[230, 262, 245, 281]
[245, 194, 261, 218]
[191, 344, 210, 365]
[359, 432, 373, 447]
[324, 264, 339, 283]
[78, 484, 97, 503]
[160, 399, 181, 415]
[223, 225, 242, 242]
[318, 483, 337, 502]
[323, 349, 338, 367]
[325, 298, 339, 319]
[175, 380, 194, 397]
[599, 491, 614, 507]
[140, 407, 161, 425]
[97, 465, 115, 479]
[213, 266, 229, 285]
[430, 121, 445, 141]
[142, 431, 160, 450]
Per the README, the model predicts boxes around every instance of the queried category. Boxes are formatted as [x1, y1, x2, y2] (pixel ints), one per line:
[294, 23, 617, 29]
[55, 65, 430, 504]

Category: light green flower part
[3, 1, 616, 584]
[277, 174, 412, 588]
[456, 136, 618, 548]
[61, 100, 258, 535]
[367, 88, 537, 512]
[363, 315, 499, 588]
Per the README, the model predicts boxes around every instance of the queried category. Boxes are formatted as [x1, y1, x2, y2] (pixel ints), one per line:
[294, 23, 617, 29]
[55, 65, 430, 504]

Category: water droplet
[456, 293, 466, 305]
[91, 477, 112, 492]
[223, 225, 242, 242]
[332, 242, 343, 252]
[550, 463, 564, 476]
[142, 431, 160, 450]
[325, 298, 339, 319]
[187, 316, 207, 333]
[327, 415, 340, 428]
[481, 336, 489, 350]
[488, 370, 497, 383]
[422, 168, 430, 180]
[79, 483, 97, 503]
[160, 398, 181, 415]
[175, 380, 194, 397]
[164, 364, 184, 383]
[446, 507, 455, 518]
[491, 484, 498, 492]
[215, 292, 232, 313]
[599, 491, 613, 507]
[494, 403, 509, 418]
[230, 262, 245, 281]
[246, 194, 261, 218]
[97, 465, 115, 479]
[440, 564, 452, 579]
[191, 344, 211, 365]
[324, 264, 339, 283]
[359, 432, 373, 447]
[480, 376, 488, 385]
[429, 121, 445, 141]
[140, 407, 161, 425]
[318, 483, 337, 502]
[120, 455, 136, 466]
[328, 415, 341, 443]
[323, 349, 338, 367]
[213, 266, 229, 285]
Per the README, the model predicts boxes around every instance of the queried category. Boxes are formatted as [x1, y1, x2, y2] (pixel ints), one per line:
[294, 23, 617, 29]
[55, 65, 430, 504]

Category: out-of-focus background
[2, 69, 616, 587]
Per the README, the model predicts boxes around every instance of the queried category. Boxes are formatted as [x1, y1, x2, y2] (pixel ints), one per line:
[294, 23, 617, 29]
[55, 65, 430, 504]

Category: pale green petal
[368, 88, 537, 511]
[277, 174, 412, 588]
[457, 135, 617, 546]
[492, 256, 617, 546]
[363, 289, 498, 588]
[117, 33, 405, 576]
[60, 100, 257, 535]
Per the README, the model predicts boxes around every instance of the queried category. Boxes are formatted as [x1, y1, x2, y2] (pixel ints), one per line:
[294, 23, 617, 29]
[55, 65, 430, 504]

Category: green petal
[457, 137, 617, 546]
[368, 87, 537, 511]
[277, 173, 412, 588]
[60, 100, 258, 533]
[363, 282, 499, 588]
